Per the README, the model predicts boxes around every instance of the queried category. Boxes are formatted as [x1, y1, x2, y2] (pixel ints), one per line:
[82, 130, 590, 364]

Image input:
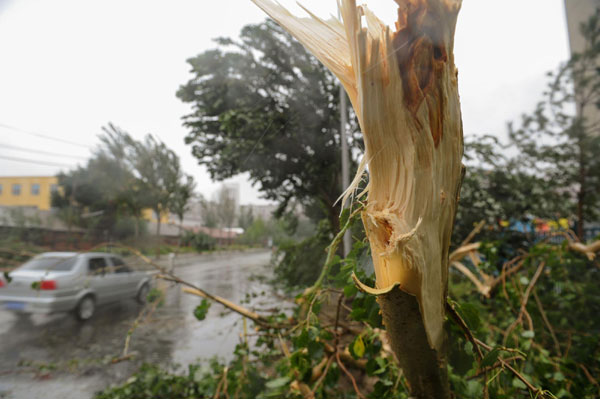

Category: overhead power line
[0, 154, 75, 168]
[0, 122, 92, 149]
[0, 143, 88, 160]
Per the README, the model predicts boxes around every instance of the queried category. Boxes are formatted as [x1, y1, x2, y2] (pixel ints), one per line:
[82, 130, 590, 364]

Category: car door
[86, 256, 118, 304]
[110, 256, 136, 299]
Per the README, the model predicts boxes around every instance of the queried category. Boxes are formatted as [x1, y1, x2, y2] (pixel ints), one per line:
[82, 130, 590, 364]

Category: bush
[181, 231, 216, 252]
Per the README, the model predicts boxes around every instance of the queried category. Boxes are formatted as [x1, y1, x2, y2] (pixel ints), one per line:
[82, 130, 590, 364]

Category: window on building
[50, 184, 58, 194]
[0, 184, 3, 195]
[31, 183, 40, 195]
[12, 184, 21, 196]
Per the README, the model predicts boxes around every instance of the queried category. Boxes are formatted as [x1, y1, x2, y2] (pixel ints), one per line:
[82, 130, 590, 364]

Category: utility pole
[339, 8, 351, 257]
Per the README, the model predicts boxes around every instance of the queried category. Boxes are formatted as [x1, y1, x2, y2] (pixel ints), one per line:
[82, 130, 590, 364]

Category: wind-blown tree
[99, 124, 151, 238]
[199, 196, 219, 228]
[177, 20, 362, 230]
[215, 185, 237, 235]
[129, 134, 183, 237]
[169, 174, 196, 242]
[53, 129, 139, 238]
[237, 205, 255, 230]
[509, 11, 600, 240]
[54, 124, 193, 241]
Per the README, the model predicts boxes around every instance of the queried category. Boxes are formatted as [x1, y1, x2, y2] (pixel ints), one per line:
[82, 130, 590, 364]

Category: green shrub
[181, 231, 216, 252]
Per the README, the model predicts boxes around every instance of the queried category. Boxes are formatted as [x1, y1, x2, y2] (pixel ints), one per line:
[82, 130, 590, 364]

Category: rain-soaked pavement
[0, 249, 285, 399]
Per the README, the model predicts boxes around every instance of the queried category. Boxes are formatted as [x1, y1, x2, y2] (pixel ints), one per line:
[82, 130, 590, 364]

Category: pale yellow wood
[251, 0, 463, 353]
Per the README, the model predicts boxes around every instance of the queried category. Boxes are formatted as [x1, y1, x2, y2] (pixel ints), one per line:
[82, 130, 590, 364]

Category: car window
[88, 257, 108, 275]
[19, 256, 78, 272]
[111, 257, 132, 273]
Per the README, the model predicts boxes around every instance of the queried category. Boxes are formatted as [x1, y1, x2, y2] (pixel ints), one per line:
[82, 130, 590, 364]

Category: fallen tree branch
[449, 242, 481, 263]
[180, 285, 271, 327]
[96, 242, 279, 329]
[504, 261, 545, 344]
[569, 240, 600, 261]
[451, 261, 491, 297]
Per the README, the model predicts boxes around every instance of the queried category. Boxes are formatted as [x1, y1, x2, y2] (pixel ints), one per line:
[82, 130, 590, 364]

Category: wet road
[0, 250, 282, 399]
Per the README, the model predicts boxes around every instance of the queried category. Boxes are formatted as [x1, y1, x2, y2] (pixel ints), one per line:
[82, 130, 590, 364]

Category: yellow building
[0, 176, 58, 211]
[0, 176, 169, 224]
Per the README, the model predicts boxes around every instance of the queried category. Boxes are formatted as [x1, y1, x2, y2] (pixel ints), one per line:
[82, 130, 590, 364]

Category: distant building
[0, 176, 58, 211]
[564, 0, 600, 135]
[564, 0, 600, 55]
[241, 204, 278, 221]
[0, 175, 166, 225]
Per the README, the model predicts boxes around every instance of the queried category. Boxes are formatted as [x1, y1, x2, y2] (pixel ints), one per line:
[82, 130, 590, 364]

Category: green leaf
[193, 299, 211, 321]
[481, 348, 500, 368]
[464, 341, 474, 356]
[3, 271, 12, 283]
[553, 371, 565, 381]
[343, 283, 357, 297]
[31, 281, 41, 290]
[265, 376, 291, 389]
[512, 377, 527, 389]
[521, 330, 535, 339]
[350, 335, 365, 359]
[457, 302, 481, 330]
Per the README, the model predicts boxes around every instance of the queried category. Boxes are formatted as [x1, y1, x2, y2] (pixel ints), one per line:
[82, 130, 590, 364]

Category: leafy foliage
[181, 231, 216, 251]
[177, 20, 362, 229]
[52, 124, 194, 240]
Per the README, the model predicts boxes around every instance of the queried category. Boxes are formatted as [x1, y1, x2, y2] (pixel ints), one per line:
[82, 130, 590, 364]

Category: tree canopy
[177, 20, 362, 229]
[53, 124, 194, 239]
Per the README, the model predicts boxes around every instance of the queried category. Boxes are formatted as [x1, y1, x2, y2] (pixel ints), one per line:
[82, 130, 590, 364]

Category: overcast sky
[0, 0, 570, 205]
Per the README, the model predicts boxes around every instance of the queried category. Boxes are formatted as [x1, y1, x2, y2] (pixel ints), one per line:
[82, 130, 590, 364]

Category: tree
[215, 184, 237, 233]
[129, 133, 182, 238]
[53, 128, 139, 238]
[99, 124, 150, 238]
[169, 174, 196, 242]
[237, 205, 255, 230]
[177, 20, 362, 231]
[509, 11, 600, 240]
[53, 124, 191, 241]
[254, 1, 464, 397]
[199, 196, 219, 228]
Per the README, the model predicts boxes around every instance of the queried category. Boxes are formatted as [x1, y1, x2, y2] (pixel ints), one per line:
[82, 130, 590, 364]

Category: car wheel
[75, 295, 95, 321]
[136, 283, 149, 304]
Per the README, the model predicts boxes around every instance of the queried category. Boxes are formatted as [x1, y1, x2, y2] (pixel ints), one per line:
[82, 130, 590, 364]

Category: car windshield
[19, 256, 78, 272]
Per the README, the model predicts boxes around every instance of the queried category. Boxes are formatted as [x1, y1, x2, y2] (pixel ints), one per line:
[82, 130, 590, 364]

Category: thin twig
[460, 220, 486, 247]
[532, 289, 562, 356]
[504, 261, 546, 345]
[336, 350, 366, 399]
[466, 356, 525, 380]
[310, 203, 364, 292]
[578, 363, 600, 388]
[449, 308, 554, 399]
[446, 301, 488, 399]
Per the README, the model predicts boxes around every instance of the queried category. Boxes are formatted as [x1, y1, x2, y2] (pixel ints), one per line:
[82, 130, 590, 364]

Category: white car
[0, 252, 152, 320]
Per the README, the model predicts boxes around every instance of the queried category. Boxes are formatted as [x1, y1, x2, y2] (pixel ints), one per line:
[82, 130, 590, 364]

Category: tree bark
[379, 288, 449, 399]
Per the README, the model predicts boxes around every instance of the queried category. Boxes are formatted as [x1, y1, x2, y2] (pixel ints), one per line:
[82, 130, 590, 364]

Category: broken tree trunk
[251, 1, 464, 397]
